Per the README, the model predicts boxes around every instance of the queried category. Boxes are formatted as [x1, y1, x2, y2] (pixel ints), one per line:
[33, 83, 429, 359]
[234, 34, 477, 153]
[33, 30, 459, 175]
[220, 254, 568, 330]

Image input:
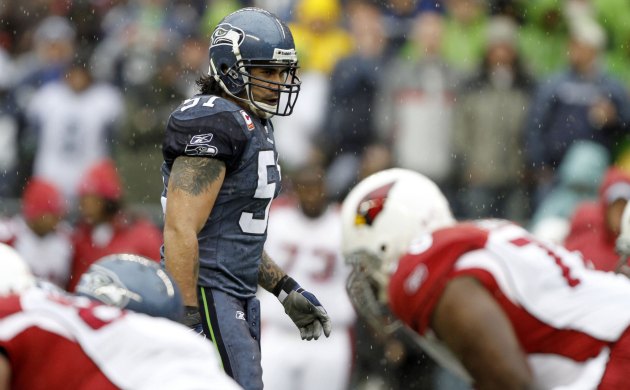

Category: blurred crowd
[3, 0, 630, 389]
[2, 0, 630, 219]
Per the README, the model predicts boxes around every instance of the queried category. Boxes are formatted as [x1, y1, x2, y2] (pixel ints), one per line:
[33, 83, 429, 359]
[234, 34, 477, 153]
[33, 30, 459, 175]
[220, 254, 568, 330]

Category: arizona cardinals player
[0, 246, 242, 390]
[342, 168, 630, 389]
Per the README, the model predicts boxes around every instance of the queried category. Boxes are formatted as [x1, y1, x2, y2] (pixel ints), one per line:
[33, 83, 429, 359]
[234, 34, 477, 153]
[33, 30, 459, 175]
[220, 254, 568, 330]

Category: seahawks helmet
[76, 254, 183, 322]
[209, 7, 301, 118]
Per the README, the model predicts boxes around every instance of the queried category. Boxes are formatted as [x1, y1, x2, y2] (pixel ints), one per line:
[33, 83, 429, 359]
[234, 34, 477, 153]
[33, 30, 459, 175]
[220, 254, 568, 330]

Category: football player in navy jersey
[160, 7, 331, 390]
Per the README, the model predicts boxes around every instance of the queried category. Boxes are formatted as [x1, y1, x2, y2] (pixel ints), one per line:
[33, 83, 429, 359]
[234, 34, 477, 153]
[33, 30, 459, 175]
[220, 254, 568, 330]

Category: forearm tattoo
[170, 156, 224, 195]
[258, 251, 286, 292]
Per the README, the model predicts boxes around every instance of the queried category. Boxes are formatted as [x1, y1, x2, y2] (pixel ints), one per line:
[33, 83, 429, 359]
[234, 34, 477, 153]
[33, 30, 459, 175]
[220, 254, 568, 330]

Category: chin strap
[248, 103, 274, 119]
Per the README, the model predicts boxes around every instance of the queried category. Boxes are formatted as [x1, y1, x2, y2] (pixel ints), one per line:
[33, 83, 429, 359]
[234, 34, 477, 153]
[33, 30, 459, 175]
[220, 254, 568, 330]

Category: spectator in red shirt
[564, 166, 630, 271]
[0, 178, 73, 288]
[67, 159, 162, 291]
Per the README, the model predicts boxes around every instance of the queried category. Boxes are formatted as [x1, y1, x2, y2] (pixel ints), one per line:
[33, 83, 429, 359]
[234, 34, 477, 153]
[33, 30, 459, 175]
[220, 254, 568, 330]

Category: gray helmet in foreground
[76, 254, 183, 322]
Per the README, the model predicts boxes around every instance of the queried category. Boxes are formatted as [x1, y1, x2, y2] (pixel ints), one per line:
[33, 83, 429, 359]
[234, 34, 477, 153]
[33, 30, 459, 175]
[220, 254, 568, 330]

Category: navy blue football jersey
[161, 95, 281, 298]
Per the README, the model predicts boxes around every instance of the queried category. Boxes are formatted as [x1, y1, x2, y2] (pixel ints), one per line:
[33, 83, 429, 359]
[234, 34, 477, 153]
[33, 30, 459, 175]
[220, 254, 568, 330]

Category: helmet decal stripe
[274, 18, 286, 39]
[355, 181, 396, 226]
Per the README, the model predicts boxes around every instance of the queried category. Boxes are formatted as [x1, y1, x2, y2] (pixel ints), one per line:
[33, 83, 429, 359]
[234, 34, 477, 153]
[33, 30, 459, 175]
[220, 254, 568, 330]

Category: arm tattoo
[258, 251, 286, 292]
[170, 156, 225, 196]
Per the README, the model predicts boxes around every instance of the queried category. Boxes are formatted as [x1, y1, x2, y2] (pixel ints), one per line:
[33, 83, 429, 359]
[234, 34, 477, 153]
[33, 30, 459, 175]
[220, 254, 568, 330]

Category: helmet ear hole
[220, 64, 229, 75]
[380, 244, 387, 253]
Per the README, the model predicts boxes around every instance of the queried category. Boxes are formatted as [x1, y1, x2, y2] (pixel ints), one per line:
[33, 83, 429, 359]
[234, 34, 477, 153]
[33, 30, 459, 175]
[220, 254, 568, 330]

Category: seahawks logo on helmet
[76, 264, 143, 308]
[211, 23, 244, 48]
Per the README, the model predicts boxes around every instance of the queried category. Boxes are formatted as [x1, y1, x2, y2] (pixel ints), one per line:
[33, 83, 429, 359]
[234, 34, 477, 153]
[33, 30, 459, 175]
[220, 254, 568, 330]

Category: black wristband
[185, 306, 199, 315]
[272, 275, 300, 297]
[182, 306, 201, 327]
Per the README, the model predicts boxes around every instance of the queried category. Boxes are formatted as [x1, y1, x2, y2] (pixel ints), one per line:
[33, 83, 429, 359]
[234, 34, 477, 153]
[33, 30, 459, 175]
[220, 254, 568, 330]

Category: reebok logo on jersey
[235, 311, 245, 320]
[189, 134, 213, 144]
[240, 110, 255, 130]
[185, 133, 218, 156]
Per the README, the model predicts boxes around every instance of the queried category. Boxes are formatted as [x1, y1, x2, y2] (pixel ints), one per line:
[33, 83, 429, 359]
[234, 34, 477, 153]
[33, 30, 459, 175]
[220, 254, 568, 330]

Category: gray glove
[273, 276, 332, 340]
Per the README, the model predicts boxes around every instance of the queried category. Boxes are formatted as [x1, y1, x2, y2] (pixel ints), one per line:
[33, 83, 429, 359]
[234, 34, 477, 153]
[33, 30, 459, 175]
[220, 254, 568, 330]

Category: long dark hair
[196, 74, 224, 95]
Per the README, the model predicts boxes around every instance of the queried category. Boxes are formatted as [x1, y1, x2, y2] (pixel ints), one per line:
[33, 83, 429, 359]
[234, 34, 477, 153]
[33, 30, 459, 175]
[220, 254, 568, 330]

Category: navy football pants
[197, 287, 262, 390]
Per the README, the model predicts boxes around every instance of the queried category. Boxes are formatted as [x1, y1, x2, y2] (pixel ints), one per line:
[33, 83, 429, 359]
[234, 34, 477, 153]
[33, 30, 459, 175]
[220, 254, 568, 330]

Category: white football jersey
[390, 220, 630, 389]
[0, 288, 242, 390]
[26, 81, 124, 202]
[259, 204, 354, 390]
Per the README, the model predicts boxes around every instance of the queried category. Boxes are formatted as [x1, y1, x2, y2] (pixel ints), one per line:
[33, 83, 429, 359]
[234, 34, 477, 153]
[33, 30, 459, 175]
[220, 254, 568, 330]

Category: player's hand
[182, 306, 205, 339]
[274, 276, 332, 340]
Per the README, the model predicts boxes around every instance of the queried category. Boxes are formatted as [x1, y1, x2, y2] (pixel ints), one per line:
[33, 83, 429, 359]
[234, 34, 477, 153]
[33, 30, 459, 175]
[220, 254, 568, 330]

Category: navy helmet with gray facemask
[208, 7, 301, 118]
[76, 254, 183, 322]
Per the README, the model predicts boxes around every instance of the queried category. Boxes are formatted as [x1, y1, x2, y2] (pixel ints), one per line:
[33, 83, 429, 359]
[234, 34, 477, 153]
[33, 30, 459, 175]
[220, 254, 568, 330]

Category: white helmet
[0, 243, 35, 295]
[341, 168, 455, 302]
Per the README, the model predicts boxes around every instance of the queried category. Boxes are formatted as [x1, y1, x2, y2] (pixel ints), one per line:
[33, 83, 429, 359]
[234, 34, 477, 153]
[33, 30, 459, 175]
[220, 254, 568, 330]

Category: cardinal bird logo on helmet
[355, 182, 396, 226]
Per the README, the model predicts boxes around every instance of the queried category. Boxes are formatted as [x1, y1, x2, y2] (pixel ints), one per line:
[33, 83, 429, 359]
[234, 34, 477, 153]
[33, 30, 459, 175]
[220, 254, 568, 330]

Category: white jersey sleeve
[458, 222, 630, 341]
[14, 288, 243, 390]
[389, 221, 630, 389]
